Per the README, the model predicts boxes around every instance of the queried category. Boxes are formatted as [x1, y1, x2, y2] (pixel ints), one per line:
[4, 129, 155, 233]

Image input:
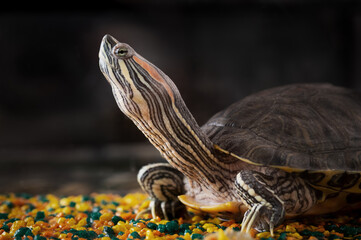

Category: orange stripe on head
[133, 55, 174, 101]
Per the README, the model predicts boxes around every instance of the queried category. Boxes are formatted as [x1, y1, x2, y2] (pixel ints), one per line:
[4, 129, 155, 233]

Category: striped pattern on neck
[99, 35, 233, 193]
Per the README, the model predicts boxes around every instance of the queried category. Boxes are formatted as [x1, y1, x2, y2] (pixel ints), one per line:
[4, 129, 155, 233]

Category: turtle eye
[113, 47, 129, 58]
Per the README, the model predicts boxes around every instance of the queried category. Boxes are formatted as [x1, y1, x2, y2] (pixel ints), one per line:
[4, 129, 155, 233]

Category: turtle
[98, 34, 361, 235]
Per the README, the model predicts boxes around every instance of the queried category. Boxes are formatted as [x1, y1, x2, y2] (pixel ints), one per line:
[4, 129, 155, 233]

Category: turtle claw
[136, 199, 188, 220]
[241, 204, 265, 234]
[240, 203, 283, 237]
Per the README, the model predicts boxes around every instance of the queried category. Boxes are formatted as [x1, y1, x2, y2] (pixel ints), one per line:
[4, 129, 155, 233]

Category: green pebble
[328, 234, 342, 240]
[14, 227, 34, 237]
[37, 195, 49, 202]
[34, 236, 47, 240]
[179, 223, 191, 231]
[146, 222, 158, 230]
[103, 226, 115, 237]
[90, 212, 101, 220]
[4, 218, 19, 224]
[278, 232, 287, 240]
[74, 230, 97, 239]
[81, 195, 91, 202]
[129, 231, 141, 239]
[69, 201, 76, 207]
[111, 215, 125, 225]
[191, 233, 204, 240]
[35, 211, 45, 221]
[2, 224, 10, 232]
[92, 206, 101, 212]
[16, 193, 32, 199]
[157, 224, 166, 233]
[3, 201, 14, 208]
[118, 231, 124, 236]
[166, 220, 179, 233]
[26, 204, 35, 213]
[0, 213, 8, 219]
[232, 227, 240, 231]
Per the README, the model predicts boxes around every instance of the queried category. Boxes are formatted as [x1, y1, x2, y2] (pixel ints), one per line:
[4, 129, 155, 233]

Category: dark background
[0, 0, 360, 195]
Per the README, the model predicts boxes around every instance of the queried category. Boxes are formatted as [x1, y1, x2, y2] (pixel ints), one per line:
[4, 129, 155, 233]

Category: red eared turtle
[98, 34, 361, 235]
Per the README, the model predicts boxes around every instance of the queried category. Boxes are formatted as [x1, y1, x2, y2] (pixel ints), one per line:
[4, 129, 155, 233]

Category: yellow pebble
[77, 218, 87, 227]
[100, 212, 113, 221]
[60, 198, 71, 206]
[25, 217, 35, 227]
[203, 223, 215, 229]
[208, 218, 221, 225]
[285, 225, 296, 233]
[129, 227, 141, 233]
[113, 224, 128, 233]
[145, 229, 154, 239]
[76, 202, 91, 212]
[217, 229, 230, 240]
[67, 218, 76, 226]
[57, 217, 66, 225]
[288, 232, 303, 239]
[192, 228, 204, 234]
[32, 226, 41, 235]
[206, 227, 219, 233]
[59, 233, 67, 239]
[0, 205, 9, 213]
[95, 194, 111, 203]
[140, 199, 150, 209]
[101, 237, 111, 240]
[74, 226, 87, 231]
[183, 233, 192, 240]
[192, 215, 203, 222]
[62, 206, 72, 215]
[256, 231, 271, 239]
[10, 220, 26, 232]
[199, 220, 206, 225]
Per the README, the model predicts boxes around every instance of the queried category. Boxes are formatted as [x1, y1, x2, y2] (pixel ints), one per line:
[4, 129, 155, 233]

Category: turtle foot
[240, 203, 284, 236]
[137, 163, 187, 220]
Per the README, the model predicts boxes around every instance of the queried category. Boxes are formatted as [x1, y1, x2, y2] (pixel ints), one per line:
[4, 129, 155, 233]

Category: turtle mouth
[99, 34, 120, 82]
[99, 34, 118, 63]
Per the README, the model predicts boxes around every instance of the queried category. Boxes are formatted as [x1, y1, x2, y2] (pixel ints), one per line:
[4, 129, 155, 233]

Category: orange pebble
[43, 230, 55, 238]
[138, 228, 147, 237]
[136, 222, 146, 228]
[75, 213, 88, 221]
[0, 235, 11, 240]
[120, 212, 134, 220]
[153, 230, 162, 236]
[250, 228, 258, 238]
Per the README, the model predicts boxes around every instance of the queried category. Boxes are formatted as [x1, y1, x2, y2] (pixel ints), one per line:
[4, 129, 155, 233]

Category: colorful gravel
[0, 193, 360, 240]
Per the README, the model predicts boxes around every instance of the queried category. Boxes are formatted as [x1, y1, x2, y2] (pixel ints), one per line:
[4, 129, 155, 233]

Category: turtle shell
[201, 83, 361, 172]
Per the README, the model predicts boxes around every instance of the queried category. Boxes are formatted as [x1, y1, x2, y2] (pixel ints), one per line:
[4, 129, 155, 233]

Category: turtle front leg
[137, 163, 187, 220]
[235, 168, 318, 236]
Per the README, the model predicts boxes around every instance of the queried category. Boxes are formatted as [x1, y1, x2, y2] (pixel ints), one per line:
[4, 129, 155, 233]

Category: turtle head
[99, 34, 179, 121]
[99, 35, 227, 190]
